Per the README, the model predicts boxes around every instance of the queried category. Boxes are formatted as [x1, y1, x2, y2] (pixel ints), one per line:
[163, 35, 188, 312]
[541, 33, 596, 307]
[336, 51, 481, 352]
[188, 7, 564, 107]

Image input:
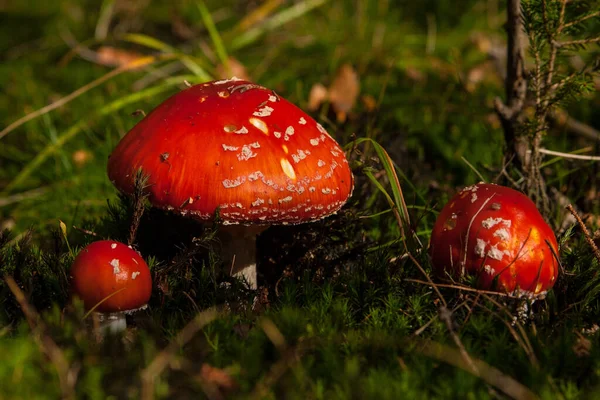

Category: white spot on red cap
[299, 117, 307, 125]
[284, 126, 294, 141]
[280, 158, 296, 180]
[222, 176, 246, 188]
[222, 144, 239, 151]
[252, 198, 265, 207]
[310, 138, 320, 146]
[483, 265, 495, 275]
[111, 243, 117, 249]
[317, 123, 327, 134]
[109, 259, 121, 274]
[291, 149, 307, 163]
[482, 217, 511, 229]
[317, 159, 326, 167]
[474, 239, 487, 258]
[253, 105, 274, 117]
[249, 117, 268, 135]
[487, 244, 510, 261]
[132, 271, 141, 280]
[248, 171, 264, 181]
[279, 196, 293, 204]
[238, 142, 260, 161]
[268, 95, 277, 102]
[494, 228, 510, 241]
[234, 126, 248, 134]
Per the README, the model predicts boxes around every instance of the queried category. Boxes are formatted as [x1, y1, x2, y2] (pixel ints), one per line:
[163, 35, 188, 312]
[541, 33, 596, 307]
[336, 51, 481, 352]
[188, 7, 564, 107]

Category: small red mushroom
[70, 240, 152, 332]
[429, 183, 559, 297]
[107, 78, 354, 289]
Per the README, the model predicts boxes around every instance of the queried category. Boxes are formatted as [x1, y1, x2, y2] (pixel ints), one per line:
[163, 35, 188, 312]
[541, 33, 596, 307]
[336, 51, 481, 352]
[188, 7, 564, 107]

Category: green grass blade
[230, 0, 328, 50]
[2, 77, 193, 194]
[197, 1, 229, 72]
[355, 138, 411, 233]
[123, 33, 176, 52]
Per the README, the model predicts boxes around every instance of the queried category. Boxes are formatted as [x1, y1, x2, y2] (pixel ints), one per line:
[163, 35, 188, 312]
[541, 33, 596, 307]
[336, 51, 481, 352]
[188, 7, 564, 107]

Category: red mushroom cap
[429, 183, 559, 296]
[70, 241, 152, 312]
[107, 78, 353, 225]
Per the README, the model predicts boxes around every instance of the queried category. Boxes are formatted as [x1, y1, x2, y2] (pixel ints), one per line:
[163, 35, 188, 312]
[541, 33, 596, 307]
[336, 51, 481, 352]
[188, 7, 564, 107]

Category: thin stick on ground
[414, 339, 539, 400]
[566, 204, 600, 264]
[128, 170, 151, 246]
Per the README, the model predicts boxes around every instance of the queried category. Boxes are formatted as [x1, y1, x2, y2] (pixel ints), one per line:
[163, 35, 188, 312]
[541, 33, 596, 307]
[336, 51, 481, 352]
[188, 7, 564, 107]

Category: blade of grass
[123, 33, 213, 79]
[230, 0, 328, 50]
[356, 138, 411, 231]
[0, 56, 157, 141]
[197, 1, 229, 73]
[234, 0, 284, 32]
[2, 75, 197, 194]
[122, 33, 176, 52]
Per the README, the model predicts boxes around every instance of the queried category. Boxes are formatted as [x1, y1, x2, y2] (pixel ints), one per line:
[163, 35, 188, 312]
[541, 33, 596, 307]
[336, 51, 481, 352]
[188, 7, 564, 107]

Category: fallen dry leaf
[307, 83, 328, 111]
[96, 46, 144, 67]
[72, 150, 93, 168]
[404, 66, 426, 83]
[198, 363, 238, 391]
[215, 57, 251, 81]
[328, 64, 360, 122]
[573, 333, 592, 357]
[361, 94, 377, 112]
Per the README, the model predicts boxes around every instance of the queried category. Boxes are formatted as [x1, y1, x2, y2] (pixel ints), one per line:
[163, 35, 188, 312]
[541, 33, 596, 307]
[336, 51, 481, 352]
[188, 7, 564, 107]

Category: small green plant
[495, 0, 600, 211]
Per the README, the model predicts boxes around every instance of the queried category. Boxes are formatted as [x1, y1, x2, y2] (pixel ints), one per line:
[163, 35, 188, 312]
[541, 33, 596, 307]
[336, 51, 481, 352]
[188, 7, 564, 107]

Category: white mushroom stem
[217, 225, 267, 290]
[95, 311, 127, 335]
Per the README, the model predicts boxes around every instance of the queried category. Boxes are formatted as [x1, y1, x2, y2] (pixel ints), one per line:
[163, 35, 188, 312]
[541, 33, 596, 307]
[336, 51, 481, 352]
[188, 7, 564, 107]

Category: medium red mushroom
[70, 240, 152, 333]
[107, 78, 353, 289]
[429, 183, 559, 297]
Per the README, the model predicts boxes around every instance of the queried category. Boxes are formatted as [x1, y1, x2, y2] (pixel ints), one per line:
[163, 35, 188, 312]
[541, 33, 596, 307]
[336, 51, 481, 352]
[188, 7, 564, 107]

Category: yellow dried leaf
[198, 363, 238, 391]
[328, 64, 360, 122]
[307, 83, 329, 111]
[59, 220, 67, 238]
[96, 46, 145, 67]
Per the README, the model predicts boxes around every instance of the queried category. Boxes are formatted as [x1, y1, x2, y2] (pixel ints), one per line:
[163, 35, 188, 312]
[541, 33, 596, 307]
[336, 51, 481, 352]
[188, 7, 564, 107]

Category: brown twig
[128, 169, 150, 246]
[72, 225, 100, 238]
[550, 109, 600, 142]
[5, 276, 78, 399]
[566, 204, 600, 264]
[415, 339, 539, 400]
[554, 36, 600, 48]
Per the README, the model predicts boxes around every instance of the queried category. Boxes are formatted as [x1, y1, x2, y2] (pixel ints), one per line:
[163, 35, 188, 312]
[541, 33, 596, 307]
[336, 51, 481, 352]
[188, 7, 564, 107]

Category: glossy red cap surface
[107, 79, 354, 225]
[429, 183, 559, 296]
[70, 241, 152, 312]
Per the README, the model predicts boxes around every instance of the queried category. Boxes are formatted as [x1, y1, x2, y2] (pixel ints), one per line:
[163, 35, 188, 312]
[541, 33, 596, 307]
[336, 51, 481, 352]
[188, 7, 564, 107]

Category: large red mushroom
[429, 183, 559, 297]
[107, 78, 353, 289]
[70, 240, 152, 333]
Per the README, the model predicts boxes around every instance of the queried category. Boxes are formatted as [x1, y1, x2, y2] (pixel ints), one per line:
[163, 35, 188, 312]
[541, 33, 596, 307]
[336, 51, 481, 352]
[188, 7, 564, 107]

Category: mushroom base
[217, 225, 267, 290]
[96, 312, 127, 334]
